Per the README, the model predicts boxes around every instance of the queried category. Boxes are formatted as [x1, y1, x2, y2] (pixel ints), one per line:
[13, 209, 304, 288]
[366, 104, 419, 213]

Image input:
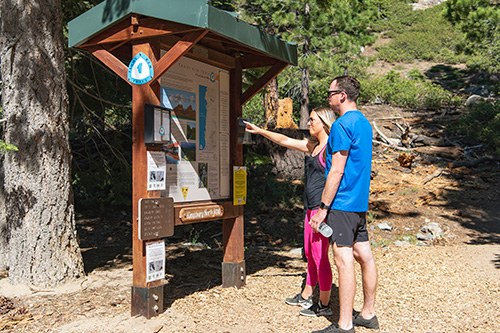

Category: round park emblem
[127, 52, 153, 85]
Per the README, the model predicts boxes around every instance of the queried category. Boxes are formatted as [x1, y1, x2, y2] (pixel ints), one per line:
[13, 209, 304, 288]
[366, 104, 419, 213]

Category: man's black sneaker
[353, 311, 379, 329]
[312, 323, 355, 333]
[300, 302, 333, 317]
[285, 293, 313, 308]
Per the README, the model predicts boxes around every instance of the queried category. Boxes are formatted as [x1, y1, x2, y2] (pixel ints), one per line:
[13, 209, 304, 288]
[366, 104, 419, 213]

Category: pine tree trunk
[299, 66, 310, 129]
[264, 78, 279, 129]
[0, 0, 85, 286]
[299, 3, 311, 129]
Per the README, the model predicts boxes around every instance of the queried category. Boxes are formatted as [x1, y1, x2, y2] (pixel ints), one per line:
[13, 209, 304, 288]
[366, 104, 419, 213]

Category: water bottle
[318, 222, 333, 238]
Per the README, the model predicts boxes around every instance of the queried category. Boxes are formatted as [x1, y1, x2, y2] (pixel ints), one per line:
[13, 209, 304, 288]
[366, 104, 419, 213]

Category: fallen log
[447, 156, 500, 168]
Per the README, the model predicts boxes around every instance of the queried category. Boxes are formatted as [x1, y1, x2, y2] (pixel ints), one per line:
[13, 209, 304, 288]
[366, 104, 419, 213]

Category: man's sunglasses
[327, 90, 343, 98]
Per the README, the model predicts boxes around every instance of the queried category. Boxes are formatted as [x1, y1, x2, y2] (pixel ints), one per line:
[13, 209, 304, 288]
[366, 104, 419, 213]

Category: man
[309, 76, 378, 333]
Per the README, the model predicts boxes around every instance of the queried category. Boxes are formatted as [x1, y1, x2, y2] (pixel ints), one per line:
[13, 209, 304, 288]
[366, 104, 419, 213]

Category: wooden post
[130, 41, 165, 318]
[222, 55, 245, 288]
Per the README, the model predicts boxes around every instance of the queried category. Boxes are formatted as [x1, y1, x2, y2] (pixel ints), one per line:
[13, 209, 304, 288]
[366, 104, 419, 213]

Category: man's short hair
[333, 76, 360, 102]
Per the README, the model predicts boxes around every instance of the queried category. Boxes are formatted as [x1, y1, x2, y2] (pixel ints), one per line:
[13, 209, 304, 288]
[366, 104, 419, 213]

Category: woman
[244, 107, 336, 317]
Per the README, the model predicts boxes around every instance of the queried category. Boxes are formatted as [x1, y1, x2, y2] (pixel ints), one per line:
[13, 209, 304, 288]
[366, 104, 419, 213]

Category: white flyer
[147, 151, 166, 191]
[146, 240, 165, 283]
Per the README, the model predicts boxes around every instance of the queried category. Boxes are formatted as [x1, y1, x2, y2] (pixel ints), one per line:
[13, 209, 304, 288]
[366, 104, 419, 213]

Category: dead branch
[373, 117, 403, 120]
[372, 120, 399, 146]
[373, 139, 413, 151]
[423, 168, 443, 184]
[415, 189, 444, 207]
[447, 156, 500, 169]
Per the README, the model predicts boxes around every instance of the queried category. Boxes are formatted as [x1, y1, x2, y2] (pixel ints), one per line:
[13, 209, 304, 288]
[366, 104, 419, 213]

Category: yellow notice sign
[233, 166, 247, 205]
[181, 187, 189, 200]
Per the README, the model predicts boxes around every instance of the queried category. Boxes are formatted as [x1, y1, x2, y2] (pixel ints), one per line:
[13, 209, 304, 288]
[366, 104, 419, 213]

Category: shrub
[449, 101, 500, 155]
[360, 70, 458, 109]
[374, 2, 466, 64]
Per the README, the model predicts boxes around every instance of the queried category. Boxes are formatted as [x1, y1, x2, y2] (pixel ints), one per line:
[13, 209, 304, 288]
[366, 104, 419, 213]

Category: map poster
[160, 55, 230, 202]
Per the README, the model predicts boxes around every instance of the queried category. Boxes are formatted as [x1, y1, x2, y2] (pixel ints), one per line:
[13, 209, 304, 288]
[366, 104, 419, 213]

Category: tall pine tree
[238, 0, 377, 127]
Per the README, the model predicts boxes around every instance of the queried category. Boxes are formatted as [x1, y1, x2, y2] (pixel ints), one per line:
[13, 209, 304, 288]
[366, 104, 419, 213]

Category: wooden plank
[241, 61, 288, 105]
[90, 46, 130, 84]
[152, 30, 208, 82]
[241, 54, 277, 69]
[160, 35, 235, 70]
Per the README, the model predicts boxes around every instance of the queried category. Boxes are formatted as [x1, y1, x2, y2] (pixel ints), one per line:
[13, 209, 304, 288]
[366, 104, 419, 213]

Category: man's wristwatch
[319, 202, 330, 210]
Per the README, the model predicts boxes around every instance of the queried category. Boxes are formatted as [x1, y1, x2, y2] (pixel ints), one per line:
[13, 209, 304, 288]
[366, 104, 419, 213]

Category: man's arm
[309, 150, 349, 232]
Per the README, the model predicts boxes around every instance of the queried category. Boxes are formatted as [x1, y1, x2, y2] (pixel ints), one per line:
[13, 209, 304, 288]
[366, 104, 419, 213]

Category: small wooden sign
[179, 204, 224, 223]
[139, 197, 174, 240]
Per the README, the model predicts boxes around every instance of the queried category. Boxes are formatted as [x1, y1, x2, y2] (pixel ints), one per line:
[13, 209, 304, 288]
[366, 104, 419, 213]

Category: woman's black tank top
[304, 145, 326, 210]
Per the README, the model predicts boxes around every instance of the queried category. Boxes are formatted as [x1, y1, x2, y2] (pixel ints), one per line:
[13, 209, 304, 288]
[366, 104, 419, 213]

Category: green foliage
[449, 101, 500, 155]
[367, 210, 377, 223]
[245, 151, 272, 166]
[209, 0, 235, 11]
[71, 128, 132, 210]
[0, 109, 17, 153]
[245, 153, 303, 211]
[443, 0, 500, 72]
[0, 141, 18, 153]
[371, 0, 419, 34]
[242, 92, 265, 127]
[407, 68, 426, 81]
[62, 1, 134, 211]
[375, 3, 465, 63]
[360, 70, 462, 109]
[238, 0, 378, 123]
[189, 227, 203, 245]
[247, 175, 303, 210]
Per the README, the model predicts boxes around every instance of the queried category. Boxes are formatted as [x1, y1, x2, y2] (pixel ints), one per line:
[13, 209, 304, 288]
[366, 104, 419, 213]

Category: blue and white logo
[127, 52, 153, 85]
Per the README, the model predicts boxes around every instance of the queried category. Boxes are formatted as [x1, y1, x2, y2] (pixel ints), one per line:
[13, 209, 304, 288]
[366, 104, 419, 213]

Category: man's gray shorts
[326, 209, 369, 246]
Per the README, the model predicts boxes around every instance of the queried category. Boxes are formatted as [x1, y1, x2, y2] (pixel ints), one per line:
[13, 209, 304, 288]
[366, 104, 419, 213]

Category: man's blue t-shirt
[325, 110, 373, 212]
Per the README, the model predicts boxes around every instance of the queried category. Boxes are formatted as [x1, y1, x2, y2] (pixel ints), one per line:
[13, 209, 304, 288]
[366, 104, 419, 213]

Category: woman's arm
[244, 121, 310, 152]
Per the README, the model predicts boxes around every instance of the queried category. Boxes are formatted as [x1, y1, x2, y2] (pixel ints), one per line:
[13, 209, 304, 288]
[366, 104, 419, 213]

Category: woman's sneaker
[299, 302, 333, 317]
[285, 293, 313, 308]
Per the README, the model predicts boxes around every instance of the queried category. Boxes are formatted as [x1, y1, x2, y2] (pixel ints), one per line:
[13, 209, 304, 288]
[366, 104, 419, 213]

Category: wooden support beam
[222, 55, 245, 288]
[152, 30, 208, 82]
[90, 46, 130, 84]
[241, 54, 277, 69]
[241, 61, 288, 105]
[131, 42, 161, 288]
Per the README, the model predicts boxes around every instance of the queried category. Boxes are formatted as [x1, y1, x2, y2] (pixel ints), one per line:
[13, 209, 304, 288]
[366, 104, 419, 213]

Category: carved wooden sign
[179, 205, 224, 223]
[139, 197, 174, 240]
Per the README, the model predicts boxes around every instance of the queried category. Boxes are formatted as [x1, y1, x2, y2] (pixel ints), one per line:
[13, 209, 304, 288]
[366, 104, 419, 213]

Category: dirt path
[2, 103, 500, 332]
[1, 243, 499, 332]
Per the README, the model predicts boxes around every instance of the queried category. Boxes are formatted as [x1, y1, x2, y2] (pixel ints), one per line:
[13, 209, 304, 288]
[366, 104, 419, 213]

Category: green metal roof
[68, 0, 297, 66]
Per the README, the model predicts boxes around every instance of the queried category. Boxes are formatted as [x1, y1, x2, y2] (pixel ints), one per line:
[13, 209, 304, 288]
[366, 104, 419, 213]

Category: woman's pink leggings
[304, 208, 332, 291]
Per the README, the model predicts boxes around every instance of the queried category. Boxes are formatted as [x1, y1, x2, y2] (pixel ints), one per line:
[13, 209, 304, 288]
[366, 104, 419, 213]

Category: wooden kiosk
[68, 0, 297, 318]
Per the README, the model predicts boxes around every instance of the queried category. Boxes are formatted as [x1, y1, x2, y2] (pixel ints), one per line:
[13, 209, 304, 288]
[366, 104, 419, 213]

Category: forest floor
[1, 102, 500, 332]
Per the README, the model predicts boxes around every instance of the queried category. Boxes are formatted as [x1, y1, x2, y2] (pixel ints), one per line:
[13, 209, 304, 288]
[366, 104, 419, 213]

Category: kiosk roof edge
[68, 0, 297, 66]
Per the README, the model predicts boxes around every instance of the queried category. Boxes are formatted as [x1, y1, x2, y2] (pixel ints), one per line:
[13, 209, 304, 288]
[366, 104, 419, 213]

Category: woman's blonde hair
[307, 106, 337, 148]
[314, 106, 336, 135]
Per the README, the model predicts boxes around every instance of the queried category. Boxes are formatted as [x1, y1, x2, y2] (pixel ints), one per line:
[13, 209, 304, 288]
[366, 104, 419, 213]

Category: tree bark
[264, 78, 279, 129]
[299, 66, 310, 129]
[299, 2, 310, 129]
[0, 0, 84, 286]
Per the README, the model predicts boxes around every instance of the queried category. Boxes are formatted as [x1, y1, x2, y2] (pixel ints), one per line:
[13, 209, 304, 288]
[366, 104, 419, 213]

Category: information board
[138, 197, 174, 240]
[159, 56, 230, 202]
